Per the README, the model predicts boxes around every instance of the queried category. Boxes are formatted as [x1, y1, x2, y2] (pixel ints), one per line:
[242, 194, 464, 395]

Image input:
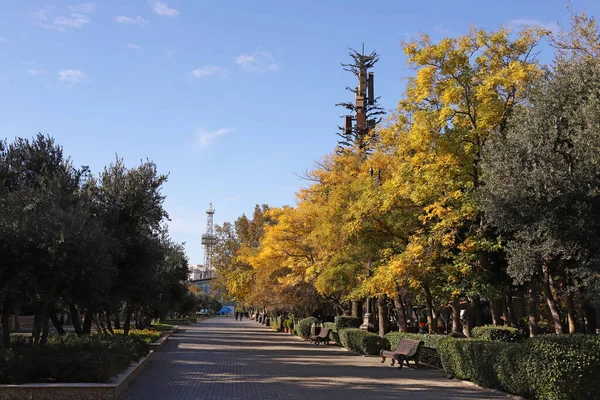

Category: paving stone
[123, 317, 511, 400]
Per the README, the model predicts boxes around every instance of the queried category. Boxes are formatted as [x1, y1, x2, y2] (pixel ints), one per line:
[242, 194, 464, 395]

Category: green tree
[481, 58, 600, 335]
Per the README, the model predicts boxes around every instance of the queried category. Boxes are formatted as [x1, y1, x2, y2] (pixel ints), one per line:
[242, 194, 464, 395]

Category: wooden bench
[309, 327, 331, 345]
[380, 338, 423, 369]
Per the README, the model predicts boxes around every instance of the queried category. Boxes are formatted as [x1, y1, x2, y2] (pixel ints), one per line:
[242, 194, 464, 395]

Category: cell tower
[201, 202, 216, 272]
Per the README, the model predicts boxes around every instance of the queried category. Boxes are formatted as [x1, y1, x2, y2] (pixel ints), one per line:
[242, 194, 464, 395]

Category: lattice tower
[201, 202, 216, 272]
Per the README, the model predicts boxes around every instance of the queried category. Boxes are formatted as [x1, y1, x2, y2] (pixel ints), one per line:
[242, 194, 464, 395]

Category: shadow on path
[123, 317, 511, 400]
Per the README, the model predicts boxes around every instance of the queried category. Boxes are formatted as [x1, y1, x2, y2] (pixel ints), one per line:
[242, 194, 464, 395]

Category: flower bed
[114, 329, 162, 344]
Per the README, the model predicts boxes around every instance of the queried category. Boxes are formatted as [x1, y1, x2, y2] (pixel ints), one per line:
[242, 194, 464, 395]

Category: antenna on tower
[201, 202, 216, 274]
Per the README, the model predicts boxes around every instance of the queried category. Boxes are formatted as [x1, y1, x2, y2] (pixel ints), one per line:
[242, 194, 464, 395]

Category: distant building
[188, 264, 214, 281]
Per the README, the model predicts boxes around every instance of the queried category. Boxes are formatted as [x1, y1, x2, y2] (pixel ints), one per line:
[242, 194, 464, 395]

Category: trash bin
[310, 322, 322, 337]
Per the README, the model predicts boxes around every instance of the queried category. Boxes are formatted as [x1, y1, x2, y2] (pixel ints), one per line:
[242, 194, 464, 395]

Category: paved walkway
[123, 317, 511, 400]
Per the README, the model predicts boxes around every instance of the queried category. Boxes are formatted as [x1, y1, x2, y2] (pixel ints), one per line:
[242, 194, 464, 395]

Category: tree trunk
[490, 298, 503, 325]
[565, 291, 577, 334]
[451, 298, 462, 333]
[462, 301, 474, 338]
[393, 295, 408, 332]
[1, 311, 10, 349]
[32, 313, 43, 344]
[114, 312, 121, 329]
[82, 309, 93, 334]
[472, 296, 483, 327]
[106, 312, 115, 335]
[505, 287, 517, 327]
[352, 300, 363, 320]
[123, 303, 133, 336]
[49, 309, 66, 335]
[542, 263, 563, 334]
[69, 304, 82, 335]
[528, 281, 539, 337]
[423, 283, 438, 334]
[377, 296, 387, 337]
[40, 312, 50, 345]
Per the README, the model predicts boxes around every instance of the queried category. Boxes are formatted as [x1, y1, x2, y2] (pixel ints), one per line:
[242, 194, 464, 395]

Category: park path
[123, 317, 511, 400]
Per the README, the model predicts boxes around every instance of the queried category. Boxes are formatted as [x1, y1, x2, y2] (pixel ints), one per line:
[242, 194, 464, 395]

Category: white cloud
[190, 66, 228, 79]
[58, 69, 87, 86]
[234, 51, 279, 72]
[32, 3, 96, 32]
[196, 128, 231, 148]
[28, 69, 46, 76]
[509, 19, 559, 32]
[67, 3, 96, 13]
[0, 37, 8, 43]
[127, 43, 141, 50]
[149, 1, 179, 17]
[114, 15, 149, 26]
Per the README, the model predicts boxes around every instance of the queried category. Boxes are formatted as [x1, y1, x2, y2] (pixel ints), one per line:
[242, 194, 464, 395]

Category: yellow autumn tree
[374, 26, 548, 332]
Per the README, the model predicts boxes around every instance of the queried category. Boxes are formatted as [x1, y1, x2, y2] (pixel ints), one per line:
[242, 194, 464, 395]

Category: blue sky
[1, 0, 597, 264]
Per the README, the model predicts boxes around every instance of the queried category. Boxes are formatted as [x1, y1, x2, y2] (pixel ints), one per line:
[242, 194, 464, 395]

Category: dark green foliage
[384, 332, 448, 349]
[525, 335, 600, 400]
[437, 335, 600, 400]
[0, 334, 148, 384]
[481, 59, 600, 288]
[294, 317, 320, 339]
[471, 325, 525, 343]
[338, 328, 388, 355]
[334, 316, 361, 331]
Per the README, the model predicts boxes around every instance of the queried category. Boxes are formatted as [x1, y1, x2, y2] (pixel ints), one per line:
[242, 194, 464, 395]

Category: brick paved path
[123, 317, 511, 400]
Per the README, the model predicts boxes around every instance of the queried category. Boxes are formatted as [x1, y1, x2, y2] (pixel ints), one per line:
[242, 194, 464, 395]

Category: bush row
[437, 335, 600, 400]
[294, 317, 320, 339]
[334, 316, 361, 331]
[0, 334, 149, 384]
[471, 325, 525, 343]
[338, 328, 388, 355]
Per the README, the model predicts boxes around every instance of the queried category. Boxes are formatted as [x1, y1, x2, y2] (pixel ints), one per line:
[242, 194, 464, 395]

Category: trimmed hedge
[294, 317, 320, 339]
[437, 335, 600, 400]
[526, 335, 600, 400]
[338, 328, 388, 355]
[334, 316, 361, 331]
[471, 325, 525, 343]
[0, 334, 149, 384]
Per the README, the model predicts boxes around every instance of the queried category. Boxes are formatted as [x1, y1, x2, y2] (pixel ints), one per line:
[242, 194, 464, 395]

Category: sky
[1, 0, 598, 264]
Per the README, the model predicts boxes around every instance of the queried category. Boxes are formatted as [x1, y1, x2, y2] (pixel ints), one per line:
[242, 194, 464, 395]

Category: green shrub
[0, 334, 149, 384]
[334, 316, 361, 331]
[437, 339, 531, 397]
[270, 316, 282, 331]
[471, 325, 525, 343]
[384, 332, 447, 349]
[338, 328, 388, 355]
[384, 332, 449, 368]
[525, 335, 600, 400]
[436, 334, 600, 400]
[294, 317, 320, 339]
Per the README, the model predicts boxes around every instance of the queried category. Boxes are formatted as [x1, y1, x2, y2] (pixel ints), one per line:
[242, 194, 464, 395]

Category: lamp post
[359, 166, 383, 333]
